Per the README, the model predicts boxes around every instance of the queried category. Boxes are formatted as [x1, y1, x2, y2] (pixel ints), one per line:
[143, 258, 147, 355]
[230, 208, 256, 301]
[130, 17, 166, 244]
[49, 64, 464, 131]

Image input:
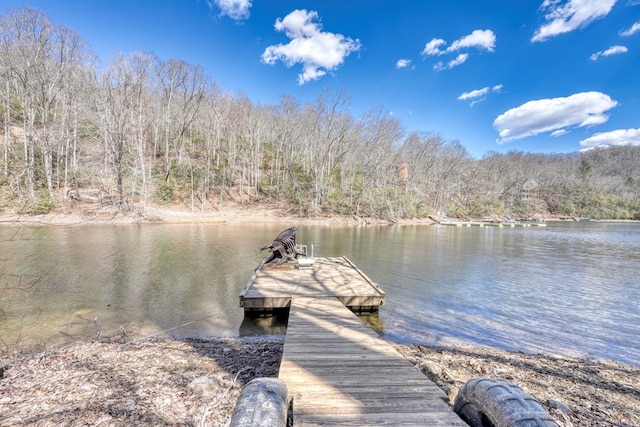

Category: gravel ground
[1, 337, 638, 427]
[394, 344, 640, 427]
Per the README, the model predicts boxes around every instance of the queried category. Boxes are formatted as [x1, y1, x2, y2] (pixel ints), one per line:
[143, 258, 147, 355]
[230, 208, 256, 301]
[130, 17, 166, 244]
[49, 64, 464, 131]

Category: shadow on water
[239, 308, 289, 336]
[238, 307, 385, 337]
[0, 223, 288, 352]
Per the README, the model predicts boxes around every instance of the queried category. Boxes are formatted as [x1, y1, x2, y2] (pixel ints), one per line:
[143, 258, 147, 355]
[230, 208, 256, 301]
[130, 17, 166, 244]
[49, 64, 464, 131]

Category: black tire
[453, 378, 558, 427]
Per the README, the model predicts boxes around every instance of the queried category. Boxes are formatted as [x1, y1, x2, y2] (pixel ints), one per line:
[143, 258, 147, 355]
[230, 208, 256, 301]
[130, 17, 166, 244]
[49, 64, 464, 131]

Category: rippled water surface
[1, 221, 638, 365]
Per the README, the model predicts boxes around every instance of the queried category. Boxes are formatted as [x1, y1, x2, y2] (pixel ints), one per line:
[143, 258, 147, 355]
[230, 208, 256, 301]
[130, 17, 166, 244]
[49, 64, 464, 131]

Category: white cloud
[580, 128, 640, 148]
[493, 91, 618, 143]
[532, 0, 617, 43]
[422, 38, 446, 55]
[422, 30, 496, 56]
[423, 30, 495, 71]
[589, 45, 628, 60]
[448, 29, 496, 52]
[434, 53, 468, 71]
[396, 59, 411, 69]
[458, 84, 503, 105]
[261, 10, 361, 85]
[459, 87, 490, 101]
[208, 0, 252, 20]
[620, 21, 640, 36]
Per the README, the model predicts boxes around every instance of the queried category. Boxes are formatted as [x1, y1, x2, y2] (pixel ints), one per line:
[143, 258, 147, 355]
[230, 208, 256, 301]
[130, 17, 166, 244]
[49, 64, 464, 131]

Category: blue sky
[1, 0, 639, 158]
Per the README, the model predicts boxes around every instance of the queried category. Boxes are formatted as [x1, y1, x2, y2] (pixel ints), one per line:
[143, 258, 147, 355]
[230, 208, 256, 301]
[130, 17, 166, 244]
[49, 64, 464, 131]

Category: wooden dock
[279, 297, 466, 426]
[239, 257, 466, 425]
[239, 257, 386, 313]
[440, 221, 546, 227]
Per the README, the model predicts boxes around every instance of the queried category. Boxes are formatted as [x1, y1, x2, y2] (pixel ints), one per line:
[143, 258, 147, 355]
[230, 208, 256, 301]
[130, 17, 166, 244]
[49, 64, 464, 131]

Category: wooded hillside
[2, 7, 639, 220]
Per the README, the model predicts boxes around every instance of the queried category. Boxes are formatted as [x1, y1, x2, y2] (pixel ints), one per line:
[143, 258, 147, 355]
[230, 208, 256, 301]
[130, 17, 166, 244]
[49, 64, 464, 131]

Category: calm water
[1, 221, 638, 365]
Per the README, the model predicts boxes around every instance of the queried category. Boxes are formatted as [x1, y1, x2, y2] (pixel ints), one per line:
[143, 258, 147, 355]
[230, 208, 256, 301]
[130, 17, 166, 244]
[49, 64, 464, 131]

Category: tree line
[1, 7, 639, 220]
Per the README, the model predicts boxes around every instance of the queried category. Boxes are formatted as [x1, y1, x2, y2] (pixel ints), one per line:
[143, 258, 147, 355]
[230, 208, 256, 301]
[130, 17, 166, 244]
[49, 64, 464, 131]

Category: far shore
[2, 203, 636, 228]
[0, 204, 438, 227]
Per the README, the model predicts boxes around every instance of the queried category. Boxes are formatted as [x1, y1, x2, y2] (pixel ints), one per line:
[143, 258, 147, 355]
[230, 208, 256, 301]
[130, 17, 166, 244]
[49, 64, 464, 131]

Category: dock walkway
[240, 256, 466, 425]
[279, 297, 466, 426]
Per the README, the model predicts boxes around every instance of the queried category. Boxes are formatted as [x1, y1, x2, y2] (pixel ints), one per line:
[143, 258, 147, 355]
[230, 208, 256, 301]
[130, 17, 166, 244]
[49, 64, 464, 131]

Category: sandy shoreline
[0, 204, 438, 227]
[2, 204, 636, 228]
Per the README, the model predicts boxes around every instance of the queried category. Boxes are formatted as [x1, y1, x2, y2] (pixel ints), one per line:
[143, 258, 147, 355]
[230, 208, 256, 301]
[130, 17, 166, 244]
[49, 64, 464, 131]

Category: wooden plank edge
[341, 256, 386, 299]
[238, 260, 266, 306]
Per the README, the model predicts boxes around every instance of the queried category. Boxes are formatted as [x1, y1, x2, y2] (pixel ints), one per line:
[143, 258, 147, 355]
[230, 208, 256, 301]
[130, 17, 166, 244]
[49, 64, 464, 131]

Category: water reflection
[1, 223, 276, 350]
[350, 222, 640, 366]
[1, 221, 639, 366]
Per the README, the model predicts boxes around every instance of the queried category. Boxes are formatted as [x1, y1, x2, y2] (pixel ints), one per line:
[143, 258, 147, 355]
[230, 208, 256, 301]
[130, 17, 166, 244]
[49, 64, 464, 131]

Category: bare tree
[0, 7, 92, 201]
[155, 59, 207, 164]
[346, 107, 404, 216]
[2, 6, 640, 221]
[95, 52, 153, 207]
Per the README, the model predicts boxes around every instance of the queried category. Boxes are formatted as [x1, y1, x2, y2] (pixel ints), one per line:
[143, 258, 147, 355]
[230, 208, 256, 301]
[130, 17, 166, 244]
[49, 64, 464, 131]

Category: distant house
[398, 163, 409, 182]
[521, 179, 540, 200]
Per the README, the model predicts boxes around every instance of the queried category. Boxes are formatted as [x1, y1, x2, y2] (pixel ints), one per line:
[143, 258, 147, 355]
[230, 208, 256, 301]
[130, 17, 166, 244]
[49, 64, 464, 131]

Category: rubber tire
[453, 378, 558, 427]
[230, 378, 289, 427]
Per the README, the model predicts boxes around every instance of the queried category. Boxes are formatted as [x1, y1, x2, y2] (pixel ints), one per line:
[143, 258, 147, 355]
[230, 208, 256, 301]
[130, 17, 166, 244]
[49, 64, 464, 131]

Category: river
[1, 221, 638, 365]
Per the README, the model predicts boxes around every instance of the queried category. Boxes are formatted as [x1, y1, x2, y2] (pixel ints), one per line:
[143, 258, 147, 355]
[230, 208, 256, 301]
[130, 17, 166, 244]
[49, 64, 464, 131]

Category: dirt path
[1, 338, 638, 427]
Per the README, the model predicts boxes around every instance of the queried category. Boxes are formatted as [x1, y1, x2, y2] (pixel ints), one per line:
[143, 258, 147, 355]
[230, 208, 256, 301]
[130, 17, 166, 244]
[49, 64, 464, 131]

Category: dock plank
[279, 297, 466, 426]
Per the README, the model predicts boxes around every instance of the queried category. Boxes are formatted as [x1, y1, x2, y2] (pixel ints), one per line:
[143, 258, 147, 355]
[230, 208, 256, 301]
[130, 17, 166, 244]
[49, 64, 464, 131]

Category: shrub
[22, 196, 57, 214]
[156, 179, 174, 204]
